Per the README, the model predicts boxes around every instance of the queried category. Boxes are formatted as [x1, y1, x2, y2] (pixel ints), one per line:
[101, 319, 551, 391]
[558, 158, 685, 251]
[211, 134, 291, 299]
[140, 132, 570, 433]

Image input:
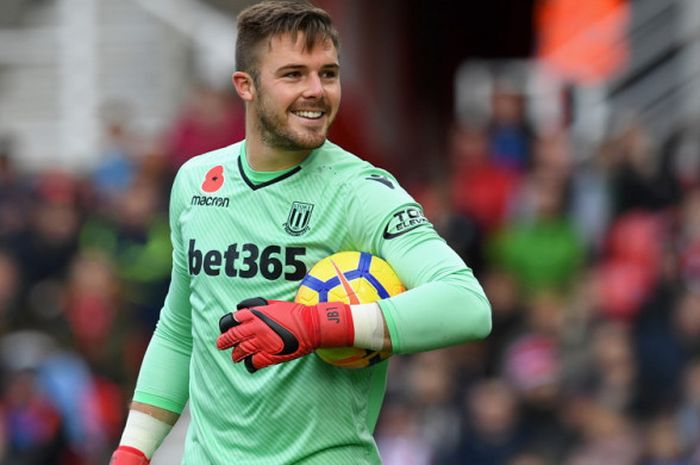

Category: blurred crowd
[0, 79, 699, 464]
[375, 86, 700, 465]
[0, 86, 243, 464]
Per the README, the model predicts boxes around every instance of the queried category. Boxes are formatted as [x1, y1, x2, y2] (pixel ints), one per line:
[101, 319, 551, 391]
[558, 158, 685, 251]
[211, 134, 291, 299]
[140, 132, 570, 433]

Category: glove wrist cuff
[315, 302, 354, 347]
[110, 446, 151, 465]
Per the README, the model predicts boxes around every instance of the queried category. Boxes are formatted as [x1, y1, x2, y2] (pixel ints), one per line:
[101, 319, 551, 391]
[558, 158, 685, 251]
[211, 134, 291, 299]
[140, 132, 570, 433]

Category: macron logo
[191, 195, 230, 208]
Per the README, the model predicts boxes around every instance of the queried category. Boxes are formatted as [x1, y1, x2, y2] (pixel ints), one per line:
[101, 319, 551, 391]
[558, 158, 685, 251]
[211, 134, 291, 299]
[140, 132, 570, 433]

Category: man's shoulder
[311, 140, 364, 167]
[176, 142, 242, 177]
[310, 141, 395, 185]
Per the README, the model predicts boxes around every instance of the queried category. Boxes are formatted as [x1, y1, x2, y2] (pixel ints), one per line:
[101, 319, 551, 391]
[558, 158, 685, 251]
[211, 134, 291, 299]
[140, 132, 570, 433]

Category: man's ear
[232, 71, 255, 102]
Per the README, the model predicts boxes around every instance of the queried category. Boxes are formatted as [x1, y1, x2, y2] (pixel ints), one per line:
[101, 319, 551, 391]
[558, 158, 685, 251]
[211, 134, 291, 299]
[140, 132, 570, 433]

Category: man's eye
[321, 71, 337, 79]
[284, 71, 302, 78]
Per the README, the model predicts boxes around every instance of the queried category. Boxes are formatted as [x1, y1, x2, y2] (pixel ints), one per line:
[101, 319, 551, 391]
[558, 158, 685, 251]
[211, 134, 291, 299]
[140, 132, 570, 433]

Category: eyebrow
[276, 63, 340, 73]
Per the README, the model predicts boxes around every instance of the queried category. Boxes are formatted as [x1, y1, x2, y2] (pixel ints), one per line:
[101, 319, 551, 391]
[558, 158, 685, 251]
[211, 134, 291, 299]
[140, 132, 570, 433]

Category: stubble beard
[255, 90, 332, 152]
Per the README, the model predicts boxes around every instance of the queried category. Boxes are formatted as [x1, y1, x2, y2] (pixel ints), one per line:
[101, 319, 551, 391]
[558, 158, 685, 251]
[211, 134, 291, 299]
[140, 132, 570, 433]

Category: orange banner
[536, 0, 629, 84]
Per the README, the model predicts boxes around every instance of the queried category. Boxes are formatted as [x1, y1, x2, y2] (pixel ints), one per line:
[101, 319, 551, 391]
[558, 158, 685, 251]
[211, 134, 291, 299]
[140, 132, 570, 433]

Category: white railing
[0, 0, 235, 172]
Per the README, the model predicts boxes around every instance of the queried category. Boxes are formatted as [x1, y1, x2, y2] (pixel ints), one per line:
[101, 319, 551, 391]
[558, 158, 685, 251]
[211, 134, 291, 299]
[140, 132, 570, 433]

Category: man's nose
[302, 73, 324, 98]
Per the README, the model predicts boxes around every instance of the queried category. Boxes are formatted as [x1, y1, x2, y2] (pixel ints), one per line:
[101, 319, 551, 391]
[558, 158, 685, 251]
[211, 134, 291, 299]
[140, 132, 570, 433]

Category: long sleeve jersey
[133, 140, 491, 464]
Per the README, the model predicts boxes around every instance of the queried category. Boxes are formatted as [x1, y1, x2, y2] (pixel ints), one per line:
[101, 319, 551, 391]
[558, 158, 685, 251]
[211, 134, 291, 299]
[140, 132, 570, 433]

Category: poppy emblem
[202, 165, 225, 193]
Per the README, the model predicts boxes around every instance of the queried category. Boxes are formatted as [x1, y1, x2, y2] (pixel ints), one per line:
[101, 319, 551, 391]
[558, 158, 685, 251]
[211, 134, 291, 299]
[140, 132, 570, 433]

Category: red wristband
[110, 446, 150, 465]
[316, 302, 354, 347]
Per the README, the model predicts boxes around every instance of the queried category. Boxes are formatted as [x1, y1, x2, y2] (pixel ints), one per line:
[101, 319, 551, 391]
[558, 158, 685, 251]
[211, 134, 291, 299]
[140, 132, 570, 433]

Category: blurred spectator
[481, 269, 526, 375]
[161, 86, 245, 175]
[0, 252, 21, 332]
[675, 148, 700, 197]
[0, 137, 30, 245]
[678, 188, 700, 291]
[672, 290, 700, 360]
[79, 176, 171, 334]
[502, 333, 560, 400]
[659, 121, 699, 195]
[11, 171, 81, 324]
[633, 287, 700, 418]
[640, 414, 691, 465]
[585, 321, 639, 414]
[375, 398, 433, 465]
[0, 331, 107, 465]
[608, 119, 677, 216]
[501, 333, 573, 462]
[2, 368, 63, 465]
[564, 398, 641, 465]
[676, 359, 700, 458]
[558, 266, 601, 387]
[448, 123, 521, 232]
[447, 379, 526, 465]
[593, 210, 667, 320]
[488, 167, 585, 295]
[531, 130, 573, 181]
[91, 100, 140, 205]
[508, 451, 554, 465]
[36, 351, 112, 464]
[633, 244, 685, 414]
[487, 82, 534, 172]
[418, 178, 485, 276]
[404, 351, 461, 460]
[524, 290, 566, 338]
[570, 142, 614, 256]
[63, 254, 121, 375]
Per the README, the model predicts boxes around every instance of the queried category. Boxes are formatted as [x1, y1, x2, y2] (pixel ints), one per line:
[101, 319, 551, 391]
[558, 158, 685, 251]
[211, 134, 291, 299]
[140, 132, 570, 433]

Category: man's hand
[217, 297, 354, 373]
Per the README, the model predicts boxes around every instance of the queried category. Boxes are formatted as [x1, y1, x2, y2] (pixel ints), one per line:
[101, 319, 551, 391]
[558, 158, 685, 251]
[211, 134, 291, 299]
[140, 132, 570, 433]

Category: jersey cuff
[377, 299, 402, 353]
[132, 392, 185, 415]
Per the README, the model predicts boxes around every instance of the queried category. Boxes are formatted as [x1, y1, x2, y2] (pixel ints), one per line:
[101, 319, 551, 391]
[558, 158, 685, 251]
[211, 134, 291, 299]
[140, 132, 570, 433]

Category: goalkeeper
[110, 1, 491, 464]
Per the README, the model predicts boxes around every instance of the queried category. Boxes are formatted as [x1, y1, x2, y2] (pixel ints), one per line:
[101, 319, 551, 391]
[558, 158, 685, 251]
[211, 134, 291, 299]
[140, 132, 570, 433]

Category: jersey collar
[238, 142, 303, 191]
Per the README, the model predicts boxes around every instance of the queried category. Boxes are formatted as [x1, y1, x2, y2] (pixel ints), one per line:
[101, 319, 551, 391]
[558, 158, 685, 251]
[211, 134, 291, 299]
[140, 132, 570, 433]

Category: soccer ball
[295, 251, 405, 368]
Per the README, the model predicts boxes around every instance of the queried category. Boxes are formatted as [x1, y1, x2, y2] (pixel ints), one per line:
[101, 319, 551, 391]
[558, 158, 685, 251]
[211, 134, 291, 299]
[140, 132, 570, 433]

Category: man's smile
[291, 110, 324, 120]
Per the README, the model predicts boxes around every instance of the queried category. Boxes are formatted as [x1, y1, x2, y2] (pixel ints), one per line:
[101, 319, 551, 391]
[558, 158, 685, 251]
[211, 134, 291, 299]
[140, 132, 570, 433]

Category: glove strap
[316, 302, 354, 347]
[110, 446, 151, 465]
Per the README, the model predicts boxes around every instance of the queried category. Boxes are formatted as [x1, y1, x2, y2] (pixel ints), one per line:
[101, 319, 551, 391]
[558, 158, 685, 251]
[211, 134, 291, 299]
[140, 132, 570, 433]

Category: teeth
[293, 111, 323, 119]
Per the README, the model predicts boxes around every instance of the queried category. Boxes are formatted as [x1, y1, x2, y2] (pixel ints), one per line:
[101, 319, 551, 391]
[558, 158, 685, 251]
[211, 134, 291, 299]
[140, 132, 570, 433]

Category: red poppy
[202, 165, 225, 193]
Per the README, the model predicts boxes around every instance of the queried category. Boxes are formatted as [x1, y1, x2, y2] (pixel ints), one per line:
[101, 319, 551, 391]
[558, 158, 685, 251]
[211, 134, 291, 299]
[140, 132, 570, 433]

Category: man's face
[251, 33, 341, 151]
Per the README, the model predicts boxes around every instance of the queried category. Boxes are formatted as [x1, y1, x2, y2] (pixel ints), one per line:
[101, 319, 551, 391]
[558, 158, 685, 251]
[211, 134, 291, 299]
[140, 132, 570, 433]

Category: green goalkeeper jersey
[134, 140, 491, 464]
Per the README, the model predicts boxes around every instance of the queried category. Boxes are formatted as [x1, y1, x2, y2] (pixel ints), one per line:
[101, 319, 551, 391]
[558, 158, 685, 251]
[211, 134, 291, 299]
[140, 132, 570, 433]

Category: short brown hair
[236, 1, 339, 77]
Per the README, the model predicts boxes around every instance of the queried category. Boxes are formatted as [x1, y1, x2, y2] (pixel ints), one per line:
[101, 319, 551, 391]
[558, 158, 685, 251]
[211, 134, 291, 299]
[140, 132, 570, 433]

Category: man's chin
[289, 131, 327, 150]
[261, 124, 329, 151]
[303, 137, 327, 150]
[270, 137, 326, 152]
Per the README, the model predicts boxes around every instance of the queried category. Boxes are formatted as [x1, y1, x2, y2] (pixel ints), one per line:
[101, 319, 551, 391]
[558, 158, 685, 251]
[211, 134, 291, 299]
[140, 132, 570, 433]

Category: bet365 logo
[187, 239, 307, 280]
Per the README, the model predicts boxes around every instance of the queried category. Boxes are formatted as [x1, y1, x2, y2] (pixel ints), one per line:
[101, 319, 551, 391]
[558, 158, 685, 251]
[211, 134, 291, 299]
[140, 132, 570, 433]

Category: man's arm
[111, 169, 193, 463]
[111, 286, 192, 465]
[347, 171, 491, 353]
[344, 220, 491, 354]
[130, 401, 180, 423]
[110, 403, 179, 465]
[375, 225, 492, 353]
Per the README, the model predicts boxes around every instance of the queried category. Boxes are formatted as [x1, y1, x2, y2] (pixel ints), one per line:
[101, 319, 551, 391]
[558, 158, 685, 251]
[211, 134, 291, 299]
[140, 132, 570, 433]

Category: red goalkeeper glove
[109, 446, 150, 465]
[217, 297, 354, 373]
